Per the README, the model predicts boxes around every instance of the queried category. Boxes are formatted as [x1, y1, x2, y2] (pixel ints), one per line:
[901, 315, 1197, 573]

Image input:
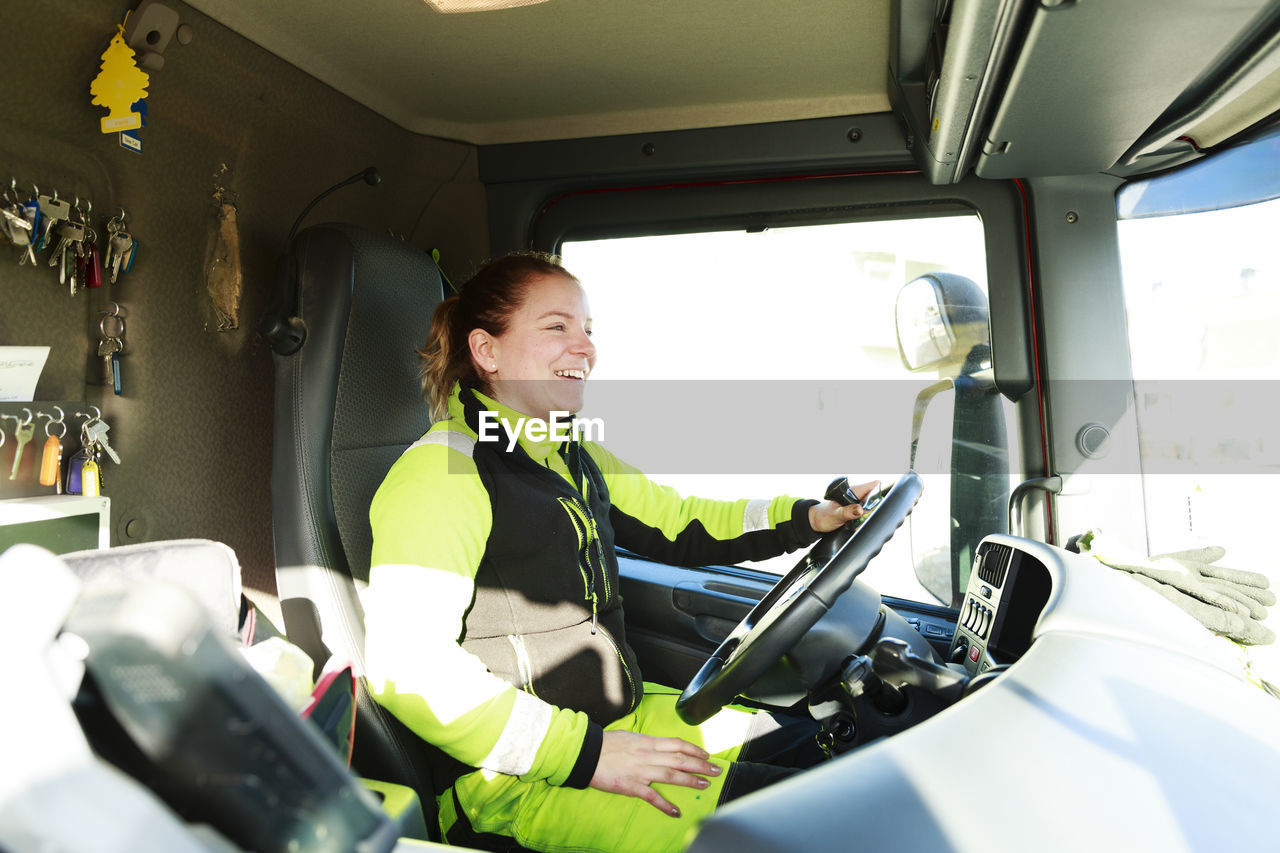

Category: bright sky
[563, 215, 987, 381]
[562, 215, 991, 601]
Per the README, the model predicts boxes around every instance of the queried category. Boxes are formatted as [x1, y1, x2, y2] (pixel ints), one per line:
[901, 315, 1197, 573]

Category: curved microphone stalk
[287, 166, 381, 247]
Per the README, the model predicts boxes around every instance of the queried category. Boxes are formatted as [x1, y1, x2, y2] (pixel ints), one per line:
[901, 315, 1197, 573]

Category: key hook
[75, 406, 103, 427]
[38, 406, 67, 439]
[20, 407, 33, 426]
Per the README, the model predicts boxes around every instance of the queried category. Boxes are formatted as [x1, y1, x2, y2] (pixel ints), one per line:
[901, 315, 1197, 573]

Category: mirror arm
[908, 378, 955, 469]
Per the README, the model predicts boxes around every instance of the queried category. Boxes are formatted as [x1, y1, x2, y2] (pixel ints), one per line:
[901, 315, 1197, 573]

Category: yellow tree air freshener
[90, 26, 149, 133]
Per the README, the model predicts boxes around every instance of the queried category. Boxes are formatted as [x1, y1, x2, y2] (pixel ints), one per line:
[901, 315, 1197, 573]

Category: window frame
[518, 171, 1043, 606]
[526, 172, 1037, 405]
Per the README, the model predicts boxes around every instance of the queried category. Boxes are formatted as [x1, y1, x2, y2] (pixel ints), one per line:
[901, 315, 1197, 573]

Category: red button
[969, 645, 980, 662]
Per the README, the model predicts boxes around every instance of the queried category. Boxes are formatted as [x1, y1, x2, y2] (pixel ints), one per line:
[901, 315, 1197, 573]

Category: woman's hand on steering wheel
[590, 731, 722, 817]
[808, 480, 881, 533]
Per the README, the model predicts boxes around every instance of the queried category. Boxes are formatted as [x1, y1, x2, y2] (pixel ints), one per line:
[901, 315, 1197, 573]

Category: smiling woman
[364, 252, 876, 850]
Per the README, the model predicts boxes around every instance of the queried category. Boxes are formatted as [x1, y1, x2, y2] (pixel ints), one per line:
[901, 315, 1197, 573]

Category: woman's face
[481, 273, 596, 420]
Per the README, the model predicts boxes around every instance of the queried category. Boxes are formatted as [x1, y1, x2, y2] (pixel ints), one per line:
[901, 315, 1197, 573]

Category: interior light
[422, 0, 551, 12]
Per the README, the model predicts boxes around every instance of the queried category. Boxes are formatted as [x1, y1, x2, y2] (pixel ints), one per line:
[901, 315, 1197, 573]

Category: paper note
[0, 347, 50, 402]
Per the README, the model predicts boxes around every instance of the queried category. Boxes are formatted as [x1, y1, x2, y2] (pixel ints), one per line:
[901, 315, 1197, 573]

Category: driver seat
[266, 223, 447, 836]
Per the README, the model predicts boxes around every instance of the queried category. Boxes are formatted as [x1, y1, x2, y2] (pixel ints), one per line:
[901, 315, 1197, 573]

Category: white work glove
[1078, 530, 1275, 646]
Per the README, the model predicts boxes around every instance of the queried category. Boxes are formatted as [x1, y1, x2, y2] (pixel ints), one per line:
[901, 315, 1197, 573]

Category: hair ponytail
[418, 252, 576, 422]
[419, 295, 465, 421]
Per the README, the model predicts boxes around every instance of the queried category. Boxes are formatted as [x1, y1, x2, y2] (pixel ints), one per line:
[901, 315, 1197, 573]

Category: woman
[364, 253, 875, 852]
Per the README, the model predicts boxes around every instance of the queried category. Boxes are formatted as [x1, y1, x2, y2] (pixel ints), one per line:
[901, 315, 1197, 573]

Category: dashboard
[691, 534, 1280, 853]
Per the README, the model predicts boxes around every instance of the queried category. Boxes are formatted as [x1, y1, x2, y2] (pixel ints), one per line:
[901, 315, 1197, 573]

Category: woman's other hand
[808, 480, 881, 533]
[590, 731, 722, 817]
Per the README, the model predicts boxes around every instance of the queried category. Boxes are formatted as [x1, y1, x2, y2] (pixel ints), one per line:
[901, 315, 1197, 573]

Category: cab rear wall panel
[0, 0, 488, 619]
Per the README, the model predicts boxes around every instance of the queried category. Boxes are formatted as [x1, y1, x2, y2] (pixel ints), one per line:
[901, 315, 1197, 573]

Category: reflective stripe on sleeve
[480, 689, 554, 776]
[407, 428, 477, 457]
[362, 564, 507, 724]
[743, 498, 771, 534]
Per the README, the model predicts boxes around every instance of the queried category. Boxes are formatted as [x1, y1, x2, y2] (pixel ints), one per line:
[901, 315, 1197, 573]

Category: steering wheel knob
[825, 476, 859, 506]
[825, 476, 885, 512]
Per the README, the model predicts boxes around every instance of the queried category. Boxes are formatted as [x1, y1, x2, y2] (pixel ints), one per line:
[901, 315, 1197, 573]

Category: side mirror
[895, 273, 990, 375]
[896, 273, 1009, 607]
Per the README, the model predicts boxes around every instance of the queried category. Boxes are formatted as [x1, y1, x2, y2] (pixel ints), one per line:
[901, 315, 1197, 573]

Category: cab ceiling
[184, 0, 891, 145]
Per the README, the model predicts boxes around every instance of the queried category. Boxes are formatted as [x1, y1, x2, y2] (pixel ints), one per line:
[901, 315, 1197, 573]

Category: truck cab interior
[3, 1, 1280, 851]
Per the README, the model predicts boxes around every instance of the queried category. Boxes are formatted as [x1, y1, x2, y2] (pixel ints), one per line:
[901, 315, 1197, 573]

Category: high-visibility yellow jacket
[365, 382, 819, 790]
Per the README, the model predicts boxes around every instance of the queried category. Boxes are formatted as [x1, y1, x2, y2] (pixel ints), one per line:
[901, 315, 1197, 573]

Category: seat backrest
[268, 223, 445, 825]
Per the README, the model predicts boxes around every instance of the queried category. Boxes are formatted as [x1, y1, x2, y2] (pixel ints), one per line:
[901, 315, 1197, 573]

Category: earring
[490, 363, 496, 371]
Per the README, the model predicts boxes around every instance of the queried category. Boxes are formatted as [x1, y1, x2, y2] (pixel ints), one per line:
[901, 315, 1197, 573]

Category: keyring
[100, 303, 126, 339]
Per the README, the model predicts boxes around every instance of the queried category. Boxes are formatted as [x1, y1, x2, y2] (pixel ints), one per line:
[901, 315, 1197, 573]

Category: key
[35, 195, 68, 256]
[106, 230, 131, 280]
[1, 205, 32, 245]
[37, 194, 70, 225]
[98, 337, 122, 388]
[71, 239, 87, 295]
[49, 220, 85, 273]
[84, 418, 121, 465]
[9, 420, 34, 480]
[107, 232, 134, 283]
[1, 205, 37, 266]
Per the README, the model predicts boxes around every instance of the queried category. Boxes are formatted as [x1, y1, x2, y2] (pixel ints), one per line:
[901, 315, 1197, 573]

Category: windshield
[562, 213, 1020, 605]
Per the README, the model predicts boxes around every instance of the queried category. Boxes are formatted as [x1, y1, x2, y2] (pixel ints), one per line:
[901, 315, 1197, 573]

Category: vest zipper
[557, 496, 598, 633]
[580, 477, 607, 632]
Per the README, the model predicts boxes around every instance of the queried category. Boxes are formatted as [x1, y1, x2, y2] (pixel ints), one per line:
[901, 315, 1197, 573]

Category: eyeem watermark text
[477, 411, 605, 451]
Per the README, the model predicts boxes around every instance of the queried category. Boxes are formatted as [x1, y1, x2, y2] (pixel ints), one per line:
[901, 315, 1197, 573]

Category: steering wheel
[675, 471, 923, 725]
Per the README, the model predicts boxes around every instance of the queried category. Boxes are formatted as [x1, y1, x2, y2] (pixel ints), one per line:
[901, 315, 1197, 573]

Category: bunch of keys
[98, 303, 126, 395]
[2, 409, 36, 481]
[1, 181, 37, 264]
[49, 198, 93, 294]
[104, 208, 137, 284]
[34, 189, 69, 255]
[66, 408, 121, 496]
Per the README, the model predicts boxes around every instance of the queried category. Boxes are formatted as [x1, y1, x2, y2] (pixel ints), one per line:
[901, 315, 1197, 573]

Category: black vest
[458, 387, 643, 725]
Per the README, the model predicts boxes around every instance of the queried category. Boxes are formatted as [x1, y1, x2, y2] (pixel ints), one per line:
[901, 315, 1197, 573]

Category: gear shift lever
[869, 638, 970, 703]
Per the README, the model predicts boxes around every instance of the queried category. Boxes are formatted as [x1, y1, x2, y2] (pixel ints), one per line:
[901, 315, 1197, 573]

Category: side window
[562, 213, 1020, 605]
[1116, 150, 1280, 623]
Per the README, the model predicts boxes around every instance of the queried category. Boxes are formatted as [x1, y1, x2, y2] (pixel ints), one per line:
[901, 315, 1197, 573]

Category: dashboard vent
[977, 543, 1012, 588]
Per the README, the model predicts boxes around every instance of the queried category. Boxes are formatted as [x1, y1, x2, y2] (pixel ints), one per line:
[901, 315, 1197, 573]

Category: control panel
[949, 540, 1053, 676]
[950, 541, 1014, 675]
